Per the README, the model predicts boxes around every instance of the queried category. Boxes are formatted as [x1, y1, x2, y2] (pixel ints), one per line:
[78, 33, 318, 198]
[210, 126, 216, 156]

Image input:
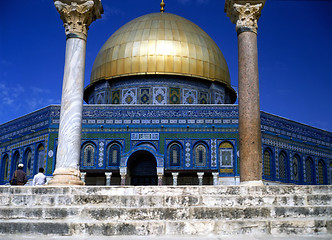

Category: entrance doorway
[127, 150, 157, 186]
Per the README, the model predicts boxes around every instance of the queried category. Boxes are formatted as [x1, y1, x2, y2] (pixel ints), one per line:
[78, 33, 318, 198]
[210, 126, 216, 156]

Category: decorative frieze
[131, 133, 159, 141]
[262, 137, 331, 159]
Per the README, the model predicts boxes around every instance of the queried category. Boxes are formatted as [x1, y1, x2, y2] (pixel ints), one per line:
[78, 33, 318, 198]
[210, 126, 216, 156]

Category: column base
[240, 180, 264, 186]
[48, 168, 84, 186]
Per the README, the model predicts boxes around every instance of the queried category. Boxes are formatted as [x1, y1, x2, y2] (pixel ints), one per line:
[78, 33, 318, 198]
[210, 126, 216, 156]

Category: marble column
[212, 172, 219, 186]
[80, 172, 87, 183]
[105, 172, 112, 186]
[197, 172, 204, 186]
[120, 175, 126, 186]
[225, 0, 265, 186]
[157, 167, 164, 186]
[172, 172, 179, 186]
[49, 0, 103, 185]
[120, 167, 127, 186]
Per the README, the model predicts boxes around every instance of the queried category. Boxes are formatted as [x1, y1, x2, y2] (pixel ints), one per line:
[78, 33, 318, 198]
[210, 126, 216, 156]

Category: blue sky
[1, 0, 331, 132]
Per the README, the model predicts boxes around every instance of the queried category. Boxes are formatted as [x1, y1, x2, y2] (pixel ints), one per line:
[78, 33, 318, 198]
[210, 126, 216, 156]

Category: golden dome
[90, 12, 231, 86]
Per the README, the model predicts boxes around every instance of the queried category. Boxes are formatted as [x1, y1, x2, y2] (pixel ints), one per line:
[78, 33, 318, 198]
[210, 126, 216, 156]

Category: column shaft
[238, 31, 263, 183]
[225, 0, 265, 185]
[172, 172, 179, 186]
[49, 0, 103, 185]
[49, 37, 86, 185]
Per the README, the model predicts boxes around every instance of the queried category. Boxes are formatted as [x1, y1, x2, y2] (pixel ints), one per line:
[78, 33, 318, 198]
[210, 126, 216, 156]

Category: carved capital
[54, 0, 103, 39]
[234, 3, 262, 34]
[225, 0, 265, 34]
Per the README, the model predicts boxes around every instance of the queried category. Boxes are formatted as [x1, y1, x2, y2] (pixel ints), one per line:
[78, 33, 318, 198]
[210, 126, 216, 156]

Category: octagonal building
[0, 9, 331, 186]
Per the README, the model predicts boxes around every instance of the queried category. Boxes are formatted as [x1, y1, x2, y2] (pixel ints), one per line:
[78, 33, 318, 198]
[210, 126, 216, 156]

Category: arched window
[83, 143, 95, 167]
[318, 160, 326, 185]
[292, 154, 300, 182]
[37, 144, 45, 169]
[279, 151, 287, 180]
[220, 142, 233, 168]
[169, 143, 181, 167]
[12, 151, 20, 174]
[263, 149, 271, 177]
[194, 143, 207, 167]
[24, 148, 32, 177]
[2, 154, 9, 181]
[305, 157, 314, 184]
[108, 143, 121, 166]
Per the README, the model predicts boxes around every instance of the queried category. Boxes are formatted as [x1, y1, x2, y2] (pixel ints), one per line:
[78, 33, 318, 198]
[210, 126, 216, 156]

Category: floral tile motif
[122, 88, 137, 104]
[153, 87, 167, 105]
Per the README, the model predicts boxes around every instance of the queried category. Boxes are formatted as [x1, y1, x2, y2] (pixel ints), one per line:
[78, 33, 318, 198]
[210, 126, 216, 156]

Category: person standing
[11, 163, 27, 185]
[33, 168, 47, 186]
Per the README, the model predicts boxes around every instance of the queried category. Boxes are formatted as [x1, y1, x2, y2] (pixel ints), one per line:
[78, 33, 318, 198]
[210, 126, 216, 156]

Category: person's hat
[18, 163, 24, 168]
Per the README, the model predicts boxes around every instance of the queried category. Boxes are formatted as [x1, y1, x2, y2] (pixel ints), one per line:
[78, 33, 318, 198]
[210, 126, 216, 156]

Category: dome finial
[160, 0, 165, 13]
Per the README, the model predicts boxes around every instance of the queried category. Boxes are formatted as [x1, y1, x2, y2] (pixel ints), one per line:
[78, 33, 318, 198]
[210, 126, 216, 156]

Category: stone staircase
[0, 185, 331, 238]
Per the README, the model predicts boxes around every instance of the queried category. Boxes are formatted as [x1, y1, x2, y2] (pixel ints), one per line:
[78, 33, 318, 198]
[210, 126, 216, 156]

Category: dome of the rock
[84, 12, 236, 104]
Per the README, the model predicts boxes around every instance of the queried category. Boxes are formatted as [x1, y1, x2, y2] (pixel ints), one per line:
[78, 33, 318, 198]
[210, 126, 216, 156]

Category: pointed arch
[194, 142, 208, 167]
[263, 148, 272, 177]
[12, 150, 20, 176]
[36, 143, 45, 170]
[168, 141, 182, 167]
[24, 148, 33, 177]
[318, 159, 327, 185]
[82, 142, 96, 167]
[2, 154, 9, 181]
[107, 142, 121, 167]
[278, 150, 288, 182]
[305, 157, 315, 184]
[292, 154, 301, 184]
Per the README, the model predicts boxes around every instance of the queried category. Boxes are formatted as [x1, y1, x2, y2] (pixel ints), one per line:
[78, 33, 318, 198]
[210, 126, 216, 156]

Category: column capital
[224, 0, 265, 34]
[157, 167, 164, 176]
[120, 167, 127, 175]
[172, 172, 179, 177]
[105, 172, 112, 177]
[197, 172, 204, 177]
[54, 0, 103, 39]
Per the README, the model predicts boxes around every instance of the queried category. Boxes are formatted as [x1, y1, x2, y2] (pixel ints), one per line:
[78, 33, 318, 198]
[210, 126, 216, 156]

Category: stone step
[2, 234, 332, 240]
[0, 219, 330, 236]
[1, 185, 331, 196]
[0, 185, 331, 237]
[1, 193, 331, 208]
[0, 206, 331, 221]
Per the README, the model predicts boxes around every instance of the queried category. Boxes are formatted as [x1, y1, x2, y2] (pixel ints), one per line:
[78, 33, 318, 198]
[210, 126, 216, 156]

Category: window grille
[318, 160, 325, 185]
[170, 144, 181, 166]
[195, 144, 206, 166]
[292, 155, 299, 182]
[279, 152, 286, 180]
[305, 158, 313, 184]
[83, 144, 95, 167]
[108, 144, 120, 166]
[263, 150, 271, 176]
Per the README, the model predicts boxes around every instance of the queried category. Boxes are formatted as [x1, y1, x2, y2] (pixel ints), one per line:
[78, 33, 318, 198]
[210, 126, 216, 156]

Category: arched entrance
[127, 150, 157, 186]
